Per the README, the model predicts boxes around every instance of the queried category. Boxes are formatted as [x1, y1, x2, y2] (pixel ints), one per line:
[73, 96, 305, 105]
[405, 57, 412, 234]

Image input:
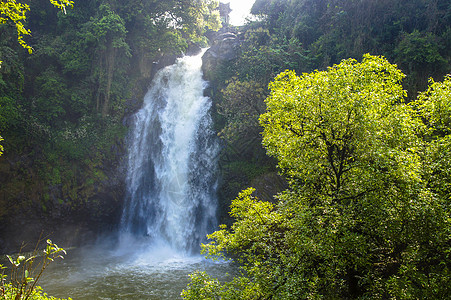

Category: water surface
[40, 240, 234, 300]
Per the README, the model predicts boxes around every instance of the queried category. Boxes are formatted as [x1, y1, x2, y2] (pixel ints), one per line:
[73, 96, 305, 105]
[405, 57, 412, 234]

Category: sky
[227, 0, 256, 25]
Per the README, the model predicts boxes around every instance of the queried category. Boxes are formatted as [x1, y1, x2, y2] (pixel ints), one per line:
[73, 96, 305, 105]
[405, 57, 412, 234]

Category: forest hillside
[0, 0, 220, 253]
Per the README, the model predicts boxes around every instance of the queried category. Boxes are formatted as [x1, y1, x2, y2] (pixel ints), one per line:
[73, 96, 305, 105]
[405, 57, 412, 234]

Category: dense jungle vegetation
[1, 0, 450, 298]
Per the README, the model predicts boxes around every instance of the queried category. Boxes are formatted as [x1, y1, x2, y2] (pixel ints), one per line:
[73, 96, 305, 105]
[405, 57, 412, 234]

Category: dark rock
[216, 32, 237, 40]
[0, 140, 126, 254]
[153, 54, 180, 74]
[186, 43, 203, 56]
[202, 32, 241, 82]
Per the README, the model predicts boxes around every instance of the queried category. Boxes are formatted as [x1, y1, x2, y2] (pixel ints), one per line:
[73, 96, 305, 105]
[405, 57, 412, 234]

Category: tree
[183, 55, 451, 299]
[415, 75, 451, 221]
[395, 30, 448, 94]
[218, 78, 266, 147]
[0, 0, 74, 153]
[0, 0, 73, 55]
[81, 3, 130, 117]
[260, 54, 417, 200]
[415, 74, 451, 137]
[259, 54, 449, 298]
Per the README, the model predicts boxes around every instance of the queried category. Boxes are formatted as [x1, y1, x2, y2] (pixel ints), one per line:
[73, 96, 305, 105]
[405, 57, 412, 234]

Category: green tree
[260, 54, 417, 199]
[0, 0, 73, 54]
[395, 30, 448, 94]
[415, 75, 451, 229]
[183, 55, 451, 299]
[415, 75, 451, 136]
[218, 78, 266, 146]
[0, 0, 74, 155]
[246, 0, 450, 94]
[81, 3, 130, 117]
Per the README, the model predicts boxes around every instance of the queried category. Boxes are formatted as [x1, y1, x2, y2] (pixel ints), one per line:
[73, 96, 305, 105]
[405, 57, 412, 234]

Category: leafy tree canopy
[183, 55, 451, 299]
[0, 0, 73, 54]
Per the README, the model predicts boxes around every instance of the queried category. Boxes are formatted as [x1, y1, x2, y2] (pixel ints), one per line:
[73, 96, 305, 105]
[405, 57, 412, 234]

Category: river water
[40, 51, 229, 299]
[40, 241, 234, 299]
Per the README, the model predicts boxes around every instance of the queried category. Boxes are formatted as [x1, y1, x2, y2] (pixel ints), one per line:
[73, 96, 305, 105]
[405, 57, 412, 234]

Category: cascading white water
[38, 52, 231, 300]
[120, 50, 218, 254]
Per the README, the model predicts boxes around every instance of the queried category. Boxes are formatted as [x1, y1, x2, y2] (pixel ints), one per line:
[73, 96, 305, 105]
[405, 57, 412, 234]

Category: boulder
[186, 42, 203, 56]
[202, 32, 240, 82]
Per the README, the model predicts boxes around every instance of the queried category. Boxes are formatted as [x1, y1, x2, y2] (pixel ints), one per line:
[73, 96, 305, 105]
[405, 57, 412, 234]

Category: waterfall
[120, 51, 218, 254]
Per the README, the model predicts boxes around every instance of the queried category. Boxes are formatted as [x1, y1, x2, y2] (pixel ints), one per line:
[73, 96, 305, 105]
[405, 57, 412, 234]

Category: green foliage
[211, 28, 313, 206]
[1, 285, 66, 300]
[395, 30, 448, 93]
[0, 0, 73, 54]
[211, 1, 450, 202]
[218, 78, 266, 145]
[234, 30, 312, 83]
[0, 239, 70, 300]
[33, 67, 68, 124]
[182, 188, 288, 299]
[202, 188, 286, 261]
[0, 0, 32, 54]
[396, 31, 446, 69]
[185, 56, 451, 299]
[181, 271, 222, 300]
[83, 4, 129, 53]
[182, 0, 221, 45]
[182, 271, 261, 300]
[415, 75, 451, 232]
[200, 2, 450, 295]
[414, 75, 451, 136]
[0, 96, 21, 132]
[260, 54, 417, 193]
[245, 0, 450, 94]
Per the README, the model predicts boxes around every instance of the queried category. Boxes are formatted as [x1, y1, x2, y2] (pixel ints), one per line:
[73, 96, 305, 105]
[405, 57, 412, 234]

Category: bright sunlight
[227, 0, 256, 25]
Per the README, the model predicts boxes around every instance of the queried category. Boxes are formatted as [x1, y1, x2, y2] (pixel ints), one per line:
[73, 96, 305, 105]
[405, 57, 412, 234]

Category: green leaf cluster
[0, 0, 74, 54]
[218, 78, 267, 145]
[209, 0, 449, 214]
[1, 240, 69, 300]
[247, 0, 450, 95]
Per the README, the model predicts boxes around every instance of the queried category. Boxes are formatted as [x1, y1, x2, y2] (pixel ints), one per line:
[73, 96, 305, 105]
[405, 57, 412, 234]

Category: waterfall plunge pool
[39, 239, 236, 299]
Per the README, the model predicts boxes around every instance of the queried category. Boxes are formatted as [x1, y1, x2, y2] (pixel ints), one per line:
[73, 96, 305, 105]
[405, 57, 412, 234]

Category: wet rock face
[213, 35, 239, 61]
[202, 32, 240, 82]
[186, 42, 203, 56]
[0, 146, 126, 255]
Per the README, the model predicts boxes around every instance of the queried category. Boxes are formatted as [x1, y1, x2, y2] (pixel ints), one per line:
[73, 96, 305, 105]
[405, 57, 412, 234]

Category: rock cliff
[202, 30, 240, 83]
